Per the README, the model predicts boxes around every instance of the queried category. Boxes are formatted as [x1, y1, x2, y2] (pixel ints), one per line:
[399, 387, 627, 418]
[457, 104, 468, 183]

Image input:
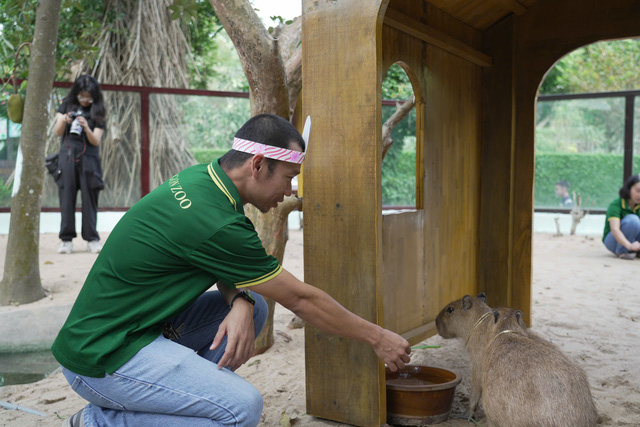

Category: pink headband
[232, 137, 306, 164]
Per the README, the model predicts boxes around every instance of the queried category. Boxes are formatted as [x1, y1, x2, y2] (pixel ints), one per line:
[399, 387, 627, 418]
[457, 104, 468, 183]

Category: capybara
[436, 295, 599, 426]
[482, 307, 599, 427]
[435, 293, 492, 418]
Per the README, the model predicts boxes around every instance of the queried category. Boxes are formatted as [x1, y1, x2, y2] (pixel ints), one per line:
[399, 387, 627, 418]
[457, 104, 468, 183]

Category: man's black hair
[619, 174, 640, 199]
[555, 180, 570, 189]
[219, 114, 305, 172]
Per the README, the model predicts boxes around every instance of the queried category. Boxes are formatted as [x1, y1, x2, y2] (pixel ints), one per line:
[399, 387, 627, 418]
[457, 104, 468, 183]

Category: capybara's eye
[446, 307, 454, 313]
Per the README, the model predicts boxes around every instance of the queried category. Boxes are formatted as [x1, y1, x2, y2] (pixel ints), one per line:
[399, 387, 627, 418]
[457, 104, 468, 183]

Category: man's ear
[250, 154, 266, 178]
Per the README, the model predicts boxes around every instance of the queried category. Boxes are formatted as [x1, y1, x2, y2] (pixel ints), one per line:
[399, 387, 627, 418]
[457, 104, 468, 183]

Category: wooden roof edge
[494, 0, 528, 16]
[383, 8, 493, 67]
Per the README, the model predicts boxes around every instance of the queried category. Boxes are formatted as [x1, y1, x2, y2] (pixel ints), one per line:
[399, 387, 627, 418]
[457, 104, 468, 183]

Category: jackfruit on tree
[7, 93, 25, 124]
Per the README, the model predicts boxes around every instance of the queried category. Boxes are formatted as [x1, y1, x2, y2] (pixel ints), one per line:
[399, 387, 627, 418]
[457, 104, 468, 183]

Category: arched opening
[381, 62, 420, 209]
[534, 38, 640, 234]
[528, 37, 640, 425]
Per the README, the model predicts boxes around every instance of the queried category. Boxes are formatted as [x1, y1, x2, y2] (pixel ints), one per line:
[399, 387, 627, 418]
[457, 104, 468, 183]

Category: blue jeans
[62, 291, 268, 426]
[604, 214, 640, 255]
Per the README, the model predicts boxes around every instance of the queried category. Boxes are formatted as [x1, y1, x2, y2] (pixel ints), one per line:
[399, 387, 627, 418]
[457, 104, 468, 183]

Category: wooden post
[302, 1, 386, 425]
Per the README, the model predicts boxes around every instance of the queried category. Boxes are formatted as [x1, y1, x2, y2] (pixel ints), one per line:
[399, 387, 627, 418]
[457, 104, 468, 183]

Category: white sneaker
[62, 408, 84, 426]
[58, 241, 73, 254]
[617, 252, 636, 260]
[87, 240, 102, 254]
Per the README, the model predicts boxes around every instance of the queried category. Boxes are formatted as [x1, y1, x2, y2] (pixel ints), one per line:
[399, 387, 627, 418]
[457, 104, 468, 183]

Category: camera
[69, 110, 84, 135]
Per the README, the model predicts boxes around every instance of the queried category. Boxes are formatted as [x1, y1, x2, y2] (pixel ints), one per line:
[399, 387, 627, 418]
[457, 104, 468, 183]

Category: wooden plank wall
[302, 1, 386, 425]
[421, 3, 483, 320]
[479, 16, 518, 315]
[381, 211, 427, 336]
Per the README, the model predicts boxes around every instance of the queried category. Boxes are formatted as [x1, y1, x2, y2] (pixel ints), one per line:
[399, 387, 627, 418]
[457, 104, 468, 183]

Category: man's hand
[372, 328, 411, 372]
[210, 299, 255, 371]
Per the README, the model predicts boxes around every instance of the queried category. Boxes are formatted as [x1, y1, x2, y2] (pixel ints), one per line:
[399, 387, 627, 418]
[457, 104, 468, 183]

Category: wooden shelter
[300, 0, 640, 425]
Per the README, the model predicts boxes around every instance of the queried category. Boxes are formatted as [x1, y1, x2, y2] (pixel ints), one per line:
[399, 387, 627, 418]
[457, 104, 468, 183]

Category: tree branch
[209, 0, 289, 117]
[285, 47, 302, 114]
[273, 18, 302, 114]
[382, 95, 415, 160]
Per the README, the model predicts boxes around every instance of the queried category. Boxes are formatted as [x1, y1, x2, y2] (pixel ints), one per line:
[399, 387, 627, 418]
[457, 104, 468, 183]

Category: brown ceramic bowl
[386, 365, 461, 425]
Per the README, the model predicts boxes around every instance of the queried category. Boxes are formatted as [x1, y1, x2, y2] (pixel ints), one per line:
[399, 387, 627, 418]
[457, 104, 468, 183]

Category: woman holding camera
[54, 75, 107, 254]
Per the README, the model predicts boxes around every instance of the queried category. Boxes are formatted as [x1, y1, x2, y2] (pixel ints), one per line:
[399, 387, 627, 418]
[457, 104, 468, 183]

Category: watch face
[242, 291, 256, 304]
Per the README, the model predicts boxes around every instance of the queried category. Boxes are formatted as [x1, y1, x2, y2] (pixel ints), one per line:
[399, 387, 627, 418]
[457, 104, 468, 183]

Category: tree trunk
[1, 0, 62, 305]
[210, 0, 300, 354]
[247, 196, 302, 354]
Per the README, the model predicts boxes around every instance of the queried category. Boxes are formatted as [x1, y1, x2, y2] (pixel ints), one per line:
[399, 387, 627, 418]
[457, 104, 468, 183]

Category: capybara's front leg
[466, 370, 482, 420]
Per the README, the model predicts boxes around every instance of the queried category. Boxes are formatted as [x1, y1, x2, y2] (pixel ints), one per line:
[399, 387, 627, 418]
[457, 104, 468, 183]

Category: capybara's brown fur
[435, 293, 492, 418]
[436, 295, 599, 426]
[482, 307, 598, 427]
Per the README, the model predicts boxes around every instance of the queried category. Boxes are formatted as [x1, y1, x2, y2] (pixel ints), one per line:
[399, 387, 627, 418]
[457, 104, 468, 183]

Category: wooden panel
[424, 1, 484, 49]
[423, 37, 483, 313]
[381, 211, 426, 337]
[478, 16, 516, 313]
[384, 9, 492, 67]
[494, 0, 527, 15]
[426, 0, 514, 30]
[302, 1, 386, 425]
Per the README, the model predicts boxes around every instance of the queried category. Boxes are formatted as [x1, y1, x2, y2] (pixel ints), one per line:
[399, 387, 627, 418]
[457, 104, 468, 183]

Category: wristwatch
[230, 290, 256, 307]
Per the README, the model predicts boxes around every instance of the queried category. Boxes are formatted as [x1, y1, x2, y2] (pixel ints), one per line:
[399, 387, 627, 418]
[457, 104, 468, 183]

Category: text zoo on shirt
[168, 174, 192, 209]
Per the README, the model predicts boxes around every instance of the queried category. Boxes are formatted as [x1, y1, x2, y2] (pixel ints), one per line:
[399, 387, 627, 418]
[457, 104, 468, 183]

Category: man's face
[253, 144, 302, 213]
[555, 184, 566, 197]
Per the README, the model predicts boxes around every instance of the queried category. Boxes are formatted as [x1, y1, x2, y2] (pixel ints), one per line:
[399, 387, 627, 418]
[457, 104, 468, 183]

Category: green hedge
[534, 153, 635, 209]
[192, 148, 229, 164]
[382, 151, 416, 205]
[379, 152, 632, 209]
[0, 178, 11, 206]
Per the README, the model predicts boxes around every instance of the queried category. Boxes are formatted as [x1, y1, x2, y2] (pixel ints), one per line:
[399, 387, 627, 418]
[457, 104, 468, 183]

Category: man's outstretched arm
[250, 269, 411, 371]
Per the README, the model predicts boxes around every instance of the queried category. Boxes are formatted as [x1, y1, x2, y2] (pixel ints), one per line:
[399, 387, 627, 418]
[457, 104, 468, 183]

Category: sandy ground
[1, 229, 639, 426]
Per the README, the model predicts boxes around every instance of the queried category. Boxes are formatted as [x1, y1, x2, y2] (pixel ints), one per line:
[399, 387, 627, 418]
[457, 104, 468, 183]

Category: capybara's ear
[477, 292, 487, 303]
[492, 309, 499, 323]
[462, 295, 472, 310]
[515, 310, 525, 327]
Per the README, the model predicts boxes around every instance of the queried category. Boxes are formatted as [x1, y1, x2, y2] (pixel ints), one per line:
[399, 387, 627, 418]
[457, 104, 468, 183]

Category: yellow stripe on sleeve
[235, 266, 283, 288]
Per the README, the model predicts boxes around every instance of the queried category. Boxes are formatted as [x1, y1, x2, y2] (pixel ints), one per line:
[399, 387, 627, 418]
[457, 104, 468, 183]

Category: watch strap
[231, 290, 255, 307]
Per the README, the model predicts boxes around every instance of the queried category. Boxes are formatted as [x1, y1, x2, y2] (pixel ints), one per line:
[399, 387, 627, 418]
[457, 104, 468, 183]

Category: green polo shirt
[602, 197, 640, 241]
[52, 160, 281, 377]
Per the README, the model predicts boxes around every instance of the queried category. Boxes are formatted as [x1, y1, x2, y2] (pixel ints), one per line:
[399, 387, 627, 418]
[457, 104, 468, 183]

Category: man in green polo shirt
[55, 114, 411, 427]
